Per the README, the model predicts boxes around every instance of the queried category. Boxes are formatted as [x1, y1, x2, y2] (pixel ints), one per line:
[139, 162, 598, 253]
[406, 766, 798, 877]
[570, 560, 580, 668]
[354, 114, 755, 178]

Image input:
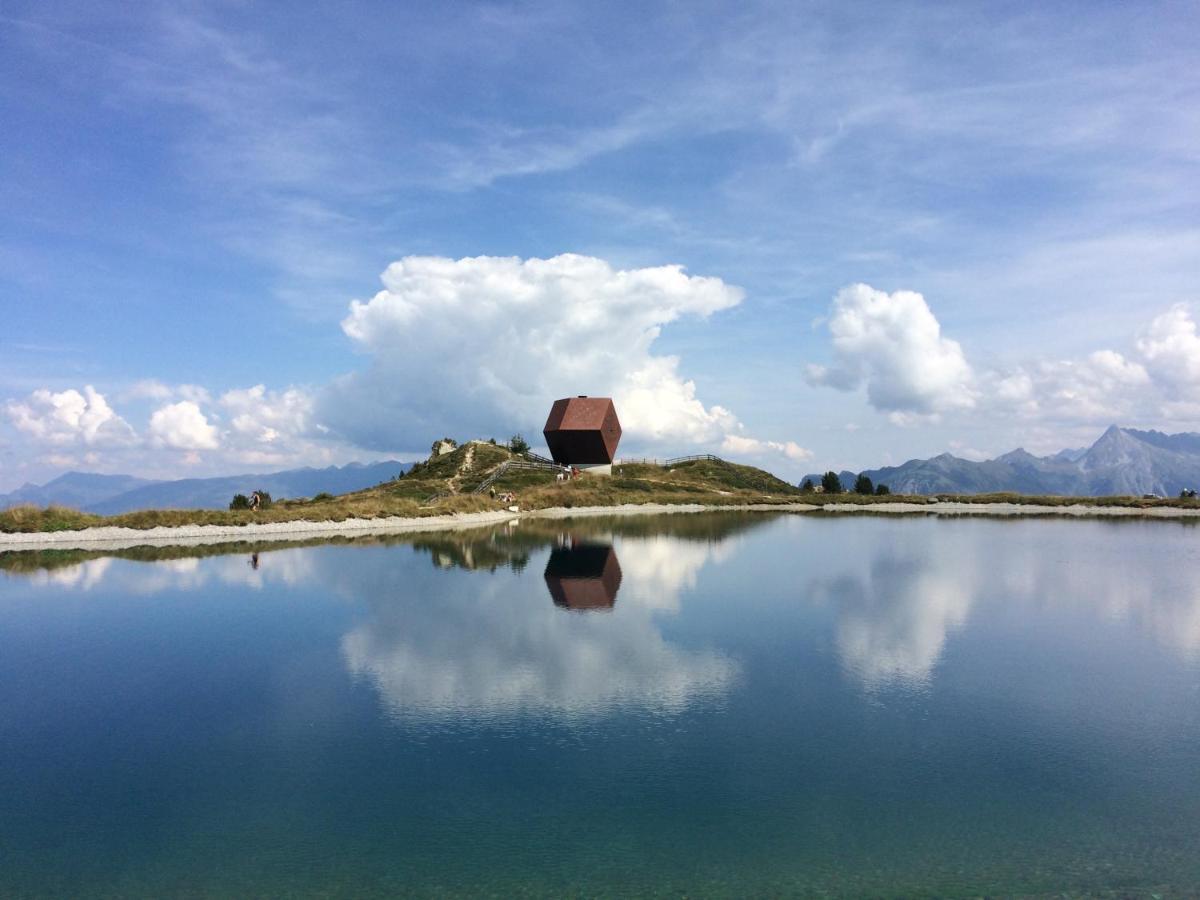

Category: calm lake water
[2, 512, 1199, 897]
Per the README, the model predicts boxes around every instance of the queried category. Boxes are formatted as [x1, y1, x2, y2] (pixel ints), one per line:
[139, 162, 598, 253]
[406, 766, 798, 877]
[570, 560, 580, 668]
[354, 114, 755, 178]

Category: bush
[875, 483, 891, 496]
[313, 492, 333, 502]
[800, 478, 815, 493]
[854, 474, 874, 495]
[821, 471, 844, 494]
[229, 494, 250, 510]
[509, 434, 530, 454]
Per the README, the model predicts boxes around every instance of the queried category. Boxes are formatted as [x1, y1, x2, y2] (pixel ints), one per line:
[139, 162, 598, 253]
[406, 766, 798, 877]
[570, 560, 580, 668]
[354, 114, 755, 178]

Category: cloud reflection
[805, 520, 1200, 689]
[813, 555, 973, 689]
[341, 533, 739, 720]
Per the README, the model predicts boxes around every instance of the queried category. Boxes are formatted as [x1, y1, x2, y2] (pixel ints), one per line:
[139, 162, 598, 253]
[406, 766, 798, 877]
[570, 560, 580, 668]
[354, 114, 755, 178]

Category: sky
[1, 0, 1198, 491]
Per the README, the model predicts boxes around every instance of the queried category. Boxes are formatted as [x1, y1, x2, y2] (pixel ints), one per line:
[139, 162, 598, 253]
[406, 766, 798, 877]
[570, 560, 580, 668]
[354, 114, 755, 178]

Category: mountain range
[0, 460, 408, 514]
[806, 426, 1200, 497]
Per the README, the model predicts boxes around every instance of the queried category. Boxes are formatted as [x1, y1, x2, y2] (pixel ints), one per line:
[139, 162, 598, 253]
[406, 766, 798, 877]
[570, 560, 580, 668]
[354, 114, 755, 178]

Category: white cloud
[810, 285, 1200, 432]
[220, 384, 313, 445]
[806, 284, 977, 423]
[990, 350, 1151, 422]
[5, 385, 136, 447]
[720, 434, 812, 461]
[147, 400, 220, 450]
[125, 379, 174, 401]
[322, 254, 800, 459]
[1136, 304, 1200, 397]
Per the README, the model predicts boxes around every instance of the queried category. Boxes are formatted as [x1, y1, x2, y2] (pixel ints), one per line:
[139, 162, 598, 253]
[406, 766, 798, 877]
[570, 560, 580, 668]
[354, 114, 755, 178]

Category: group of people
[555, 466, 582, 482]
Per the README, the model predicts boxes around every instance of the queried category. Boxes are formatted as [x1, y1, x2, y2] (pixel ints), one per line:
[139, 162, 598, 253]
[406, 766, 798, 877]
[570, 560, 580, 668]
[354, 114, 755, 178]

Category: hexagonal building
[542, 395, 621, 473]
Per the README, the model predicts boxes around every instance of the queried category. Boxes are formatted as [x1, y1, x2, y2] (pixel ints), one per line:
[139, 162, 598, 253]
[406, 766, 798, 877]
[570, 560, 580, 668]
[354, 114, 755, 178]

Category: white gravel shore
[2, 499, 1198, 554]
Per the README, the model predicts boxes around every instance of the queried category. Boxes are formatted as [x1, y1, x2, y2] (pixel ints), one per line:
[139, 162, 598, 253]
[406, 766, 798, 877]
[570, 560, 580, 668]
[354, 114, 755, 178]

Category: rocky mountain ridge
[806, 426, 1200, 496]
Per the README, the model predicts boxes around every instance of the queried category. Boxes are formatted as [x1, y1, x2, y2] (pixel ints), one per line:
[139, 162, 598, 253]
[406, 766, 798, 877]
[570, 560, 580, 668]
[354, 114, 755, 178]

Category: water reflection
[8, 515, 1200, 702]
[811, 554, 973, 689]
[340, 529, 739, 720]
[544, 537, 622, 611]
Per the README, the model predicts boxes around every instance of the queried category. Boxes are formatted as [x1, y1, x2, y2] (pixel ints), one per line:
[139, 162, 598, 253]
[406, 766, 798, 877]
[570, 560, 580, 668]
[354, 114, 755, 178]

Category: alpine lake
[2, 511, 1199, 897]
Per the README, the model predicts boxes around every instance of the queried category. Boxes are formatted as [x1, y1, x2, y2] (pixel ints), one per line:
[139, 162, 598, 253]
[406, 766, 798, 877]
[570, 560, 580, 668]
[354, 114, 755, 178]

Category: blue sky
[2, 0, 1198, 490]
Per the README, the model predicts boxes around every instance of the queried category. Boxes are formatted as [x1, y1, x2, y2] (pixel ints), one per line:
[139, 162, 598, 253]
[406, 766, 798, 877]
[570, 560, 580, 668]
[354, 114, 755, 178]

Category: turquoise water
[2, 513, 1199, 896]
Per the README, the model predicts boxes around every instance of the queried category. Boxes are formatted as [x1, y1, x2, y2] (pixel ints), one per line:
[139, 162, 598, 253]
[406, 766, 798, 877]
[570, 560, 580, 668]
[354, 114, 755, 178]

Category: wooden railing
[664, 454, 721, 466]
[472, 459, 562, 495]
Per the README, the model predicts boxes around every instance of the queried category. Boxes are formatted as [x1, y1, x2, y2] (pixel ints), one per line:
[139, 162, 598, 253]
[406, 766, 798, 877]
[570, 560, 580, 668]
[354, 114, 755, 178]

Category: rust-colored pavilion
[542, 396, 622, 466]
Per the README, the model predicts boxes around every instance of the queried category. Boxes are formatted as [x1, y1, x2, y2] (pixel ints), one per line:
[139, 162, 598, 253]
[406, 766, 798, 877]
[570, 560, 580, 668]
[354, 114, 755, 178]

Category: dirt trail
[447, 443, 477, 495]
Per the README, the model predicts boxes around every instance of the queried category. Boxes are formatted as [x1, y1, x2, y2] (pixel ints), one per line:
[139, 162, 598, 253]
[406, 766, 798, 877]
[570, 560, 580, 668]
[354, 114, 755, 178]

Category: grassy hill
[0, 442, 807, 533]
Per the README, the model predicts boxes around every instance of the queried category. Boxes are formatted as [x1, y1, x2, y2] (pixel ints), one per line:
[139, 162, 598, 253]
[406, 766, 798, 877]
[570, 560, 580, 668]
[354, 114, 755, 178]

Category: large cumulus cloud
[6, 386, 136, 448]
[806, 284, 977, 423]
[318, 254, 794, 455]
[809, 283, 1200, 429]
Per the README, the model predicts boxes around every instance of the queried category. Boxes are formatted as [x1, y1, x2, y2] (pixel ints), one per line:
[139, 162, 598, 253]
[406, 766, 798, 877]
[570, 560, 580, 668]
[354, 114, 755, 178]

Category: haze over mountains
[806, 426, 1200, 497]
[0, 461, 407, 514]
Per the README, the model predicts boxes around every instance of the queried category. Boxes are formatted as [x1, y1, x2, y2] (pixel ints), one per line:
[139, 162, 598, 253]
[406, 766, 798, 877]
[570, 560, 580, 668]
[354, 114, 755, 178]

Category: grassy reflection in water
[0, 510, 780, 578]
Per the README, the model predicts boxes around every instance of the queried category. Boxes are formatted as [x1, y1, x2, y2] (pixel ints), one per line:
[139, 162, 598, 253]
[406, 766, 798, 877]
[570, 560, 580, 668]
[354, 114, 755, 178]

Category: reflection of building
[543, 396, 621, 475]
[544, 539, 622, 610]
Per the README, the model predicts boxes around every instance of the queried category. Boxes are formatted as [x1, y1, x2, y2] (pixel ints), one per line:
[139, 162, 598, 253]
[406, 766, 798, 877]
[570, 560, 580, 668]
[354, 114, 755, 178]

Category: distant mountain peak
[1, 460, 408, 514]
[808, 425, 1200, 498]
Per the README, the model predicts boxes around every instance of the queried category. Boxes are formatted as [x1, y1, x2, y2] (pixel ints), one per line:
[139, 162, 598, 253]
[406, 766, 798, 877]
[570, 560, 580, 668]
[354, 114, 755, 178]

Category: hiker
[249, 491, 261, 511]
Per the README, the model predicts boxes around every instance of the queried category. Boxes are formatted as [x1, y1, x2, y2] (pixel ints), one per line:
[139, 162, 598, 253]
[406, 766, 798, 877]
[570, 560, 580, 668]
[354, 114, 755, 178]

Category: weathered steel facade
[542, 396, 622, 465]
[543, 542, 622, 610]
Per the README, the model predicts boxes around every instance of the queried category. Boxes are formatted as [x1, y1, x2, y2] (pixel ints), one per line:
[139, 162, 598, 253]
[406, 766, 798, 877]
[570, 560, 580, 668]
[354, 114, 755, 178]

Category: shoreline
[1, 499, 1198, 553]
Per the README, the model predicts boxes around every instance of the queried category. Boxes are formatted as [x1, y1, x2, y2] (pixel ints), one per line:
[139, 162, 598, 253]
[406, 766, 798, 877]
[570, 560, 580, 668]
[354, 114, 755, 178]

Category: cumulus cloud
[5, 385, 136, 447]
[720, 434, 812, 461]
[806, 284, 976, 423]
[220, 384, 314, 445]
[810, 284, 1200, 430]
[989, 350, 1151, 422]
[320, 254, 805, 460]
[147, 400, 220, 450]
[1136, 304, 1200, 396]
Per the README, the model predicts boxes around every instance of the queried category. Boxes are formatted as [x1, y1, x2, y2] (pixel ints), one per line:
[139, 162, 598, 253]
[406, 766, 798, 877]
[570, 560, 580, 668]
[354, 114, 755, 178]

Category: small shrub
[229, 494, 250, 510]
[875, 483, 891, 496]
[313, 492, 333, 502]
[800, 478, 814, 493]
